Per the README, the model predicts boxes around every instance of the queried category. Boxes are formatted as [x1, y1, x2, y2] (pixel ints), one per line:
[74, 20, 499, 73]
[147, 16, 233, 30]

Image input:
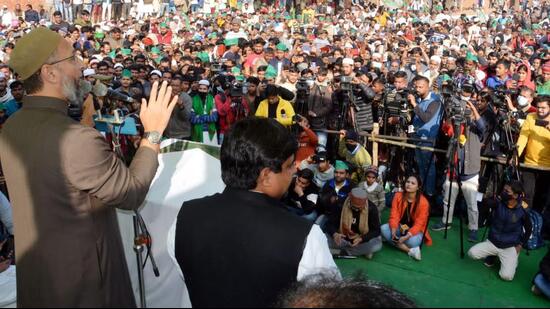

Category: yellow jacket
[255, 97, 295, 127]
[517, 113, 550, 167]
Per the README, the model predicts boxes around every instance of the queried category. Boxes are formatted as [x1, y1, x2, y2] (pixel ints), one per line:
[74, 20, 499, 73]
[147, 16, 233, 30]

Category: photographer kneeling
[431, 89, 486, 243]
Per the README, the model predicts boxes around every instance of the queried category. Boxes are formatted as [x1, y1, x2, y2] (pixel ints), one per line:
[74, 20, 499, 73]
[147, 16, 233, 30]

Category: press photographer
[300, 75, 332, 151]
[409, 75, 444, 197]
[431, 90, 487, 243]
[505, 86, 537, 127]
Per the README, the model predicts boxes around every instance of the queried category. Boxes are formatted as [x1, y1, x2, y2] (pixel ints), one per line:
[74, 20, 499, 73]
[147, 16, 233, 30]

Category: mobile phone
[535, 119, 549, 127]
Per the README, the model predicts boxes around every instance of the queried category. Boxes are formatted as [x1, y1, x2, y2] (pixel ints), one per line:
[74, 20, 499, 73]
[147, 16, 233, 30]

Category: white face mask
[306, 80, 315, 87]
[517, 95, 530, 108]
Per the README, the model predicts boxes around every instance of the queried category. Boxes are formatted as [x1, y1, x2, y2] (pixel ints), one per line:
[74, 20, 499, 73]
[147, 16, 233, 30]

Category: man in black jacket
[468, 181, 532, 281]
[306, 80, 332, 151]
[283, 169, 320, 222]
[173, 118, 339, 308]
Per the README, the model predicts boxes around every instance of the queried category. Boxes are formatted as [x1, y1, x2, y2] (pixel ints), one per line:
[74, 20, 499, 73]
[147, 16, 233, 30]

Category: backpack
[526, 209, 545, 250]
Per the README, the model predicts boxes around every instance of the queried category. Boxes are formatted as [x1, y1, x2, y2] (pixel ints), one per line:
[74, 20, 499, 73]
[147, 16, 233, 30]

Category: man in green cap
[317, 160, 353, 232]
[269, 43, 291, 78]
[222, 38, 241, 64]
[1, 27, 178, 307]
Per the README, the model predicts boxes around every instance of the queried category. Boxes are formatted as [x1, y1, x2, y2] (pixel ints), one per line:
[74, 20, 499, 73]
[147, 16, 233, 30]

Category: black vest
[175, 188, 313, 308]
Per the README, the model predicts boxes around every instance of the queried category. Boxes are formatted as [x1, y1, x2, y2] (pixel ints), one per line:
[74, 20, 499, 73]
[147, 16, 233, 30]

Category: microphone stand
[104, 111, 160, 308]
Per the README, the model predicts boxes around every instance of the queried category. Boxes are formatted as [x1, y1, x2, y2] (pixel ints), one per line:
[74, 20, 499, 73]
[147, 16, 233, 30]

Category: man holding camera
[305, 74, 332, 151]
[517, 96, 550, 236]
[409, 75, 443, 198]
[431, 88, 487, 242]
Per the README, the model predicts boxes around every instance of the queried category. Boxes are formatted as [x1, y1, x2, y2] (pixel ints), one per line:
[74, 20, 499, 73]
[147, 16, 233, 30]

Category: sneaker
[408, 247, 422, 261]
[468, 230, 478, 243]
[484, 256, 497, 268]
[431, 222, 451, 231]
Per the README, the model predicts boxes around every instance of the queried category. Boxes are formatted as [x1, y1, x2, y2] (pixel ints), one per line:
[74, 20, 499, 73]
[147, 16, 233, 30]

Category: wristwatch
[143, 131, 162, 145]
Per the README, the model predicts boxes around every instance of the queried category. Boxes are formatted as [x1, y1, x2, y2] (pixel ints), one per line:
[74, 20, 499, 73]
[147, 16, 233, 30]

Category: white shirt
[225, 30, 248, 41]
[166, 220, 341, 283]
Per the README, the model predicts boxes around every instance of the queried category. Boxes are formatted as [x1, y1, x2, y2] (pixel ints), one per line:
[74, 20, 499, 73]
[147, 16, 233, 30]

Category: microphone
[107, 89, 135, 103]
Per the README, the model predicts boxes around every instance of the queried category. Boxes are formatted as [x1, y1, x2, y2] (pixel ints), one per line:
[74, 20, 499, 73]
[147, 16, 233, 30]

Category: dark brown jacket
[0, 96, 158, 307]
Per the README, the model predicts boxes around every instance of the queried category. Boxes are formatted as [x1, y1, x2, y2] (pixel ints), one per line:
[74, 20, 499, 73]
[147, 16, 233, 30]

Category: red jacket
[389, 192, 432, 246]
[215, 92, 250, 134]
[295, 127, 318, 165]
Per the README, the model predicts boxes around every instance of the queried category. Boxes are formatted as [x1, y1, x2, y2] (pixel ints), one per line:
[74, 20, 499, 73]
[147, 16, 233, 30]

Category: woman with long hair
[381, 175, 432, 261]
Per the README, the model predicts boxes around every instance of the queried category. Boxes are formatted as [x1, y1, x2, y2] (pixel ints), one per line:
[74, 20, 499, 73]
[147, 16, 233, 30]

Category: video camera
[440, 83, 471, 125]
[490, 86, 519, 111]
[382, 85, 413, 119]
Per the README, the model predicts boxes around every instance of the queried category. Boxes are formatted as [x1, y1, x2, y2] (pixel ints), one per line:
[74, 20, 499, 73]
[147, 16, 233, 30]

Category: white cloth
[225, 31, 248, 41]
[167, 221, 341, 283]
[0, 266, 16, 308]
[441, 175, 480, 230]
[468, 240, 519, 281]
[0, 192, 13, 235]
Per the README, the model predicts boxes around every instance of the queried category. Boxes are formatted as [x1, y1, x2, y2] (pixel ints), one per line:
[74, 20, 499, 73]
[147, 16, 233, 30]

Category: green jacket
[537, 81, 550, 96]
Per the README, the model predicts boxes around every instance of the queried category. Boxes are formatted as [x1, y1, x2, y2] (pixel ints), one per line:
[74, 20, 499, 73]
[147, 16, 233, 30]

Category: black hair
[246, 76, 260, 85]
[394, 71, 408, 80]
[297, 169, 314, 182]
[220, 117, 298, 190]
[53, 11, 62, 16]
[535, 95, 550, 106]
[266, 85, 279, 97]
[496, 59, 511, 70]
[413, 75, 430, 85]
[278, 274, 416, 308]
[9, 80, 23, 90]
[505, 180, 524, 195]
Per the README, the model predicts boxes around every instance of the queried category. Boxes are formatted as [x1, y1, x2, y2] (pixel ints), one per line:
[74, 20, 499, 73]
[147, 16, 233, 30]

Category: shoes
[468, 230, 478, 243]
[365, 253, 374, 260]
[484, 256, 497, 268]
[532, 285, 542, 296]
[431, 222, 451, 231]
[408, 247, 422, 261]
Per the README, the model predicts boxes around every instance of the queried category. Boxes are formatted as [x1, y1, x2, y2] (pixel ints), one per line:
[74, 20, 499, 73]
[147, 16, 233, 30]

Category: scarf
[192, 93, 216, 143]
[339, 198, 369, 240]
[365, 182, 378, 193]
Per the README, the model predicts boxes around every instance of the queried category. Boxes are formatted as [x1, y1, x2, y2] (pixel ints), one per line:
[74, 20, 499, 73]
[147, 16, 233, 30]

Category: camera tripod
[443, 119, 466, 259]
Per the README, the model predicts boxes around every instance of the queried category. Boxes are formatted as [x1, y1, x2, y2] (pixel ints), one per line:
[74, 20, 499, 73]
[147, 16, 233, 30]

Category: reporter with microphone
[0, 28, 178, 307]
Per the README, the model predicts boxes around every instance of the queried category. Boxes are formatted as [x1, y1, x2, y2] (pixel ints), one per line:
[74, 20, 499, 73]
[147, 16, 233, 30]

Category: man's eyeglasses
[47, 54, 76, 66]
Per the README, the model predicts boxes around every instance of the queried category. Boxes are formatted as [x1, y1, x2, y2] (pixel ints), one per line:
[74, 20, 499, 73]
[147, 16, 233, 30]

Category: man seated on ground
[299, 151, 335, 190]
[326, 188, 382, 259]
[283, 169, 319, 222]
[317, 160, 353, 232]
[468, 180, 532, 281]
[358, 166, 385, 213]
[338, 130, 372, 183]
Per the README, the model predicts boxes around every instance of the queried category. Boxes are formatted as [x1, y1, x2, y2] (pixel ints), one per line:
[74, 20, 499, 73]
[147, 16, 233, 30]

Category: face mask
[346, 143, 357, 152]
[373, 62, 382, 69]
[517, 95, 530, 108]
[461, 96, 470, 102]
[500, 192, 510, 203]
[306, 79, 315, 87]
[92, 81, 108, 97]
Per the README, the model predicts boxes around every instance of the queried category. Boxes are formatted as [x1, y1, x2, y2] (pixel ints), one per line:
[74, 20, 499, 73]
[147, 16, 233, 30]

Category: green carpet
[336, 214, 550, 308]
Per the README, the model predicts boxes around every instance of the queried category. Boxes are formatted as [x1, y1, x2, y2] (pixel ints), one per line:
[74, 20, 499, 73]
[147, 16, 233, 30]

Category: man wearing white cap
[190, 79, 219, 145]
[342, 58, 355, 78]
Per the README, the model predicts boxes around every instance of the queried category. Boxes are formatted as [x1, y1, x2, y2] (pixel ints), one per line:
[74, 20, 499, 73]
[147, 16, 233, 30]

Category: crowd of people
[1, 0, 550, 306]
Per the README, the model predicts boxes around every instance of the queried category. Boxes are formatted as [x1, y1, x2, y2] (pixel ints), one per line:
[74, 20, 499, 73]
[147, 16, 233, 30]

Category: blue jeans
[534, 273, 550, 299]
[287, 207, 318, 222]
[381, 223, 424, 248]
[415, 149, 436, 196]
